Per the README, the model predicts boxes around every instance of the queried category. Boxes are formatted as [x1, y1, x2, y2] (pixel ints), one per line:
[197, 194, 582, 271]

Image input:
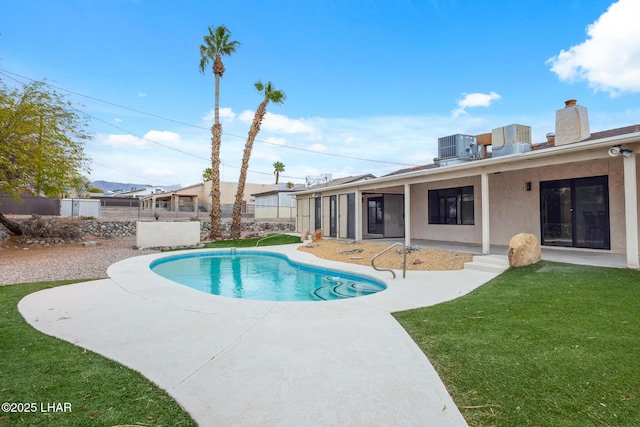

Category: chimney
[554, 99, 590, 146]
[546, 132, 555, 145]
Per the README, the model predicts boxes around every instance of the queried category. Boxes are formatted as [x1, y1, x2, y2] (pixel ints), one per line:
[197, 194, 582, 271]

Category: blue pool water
[150, 251, 386, 302]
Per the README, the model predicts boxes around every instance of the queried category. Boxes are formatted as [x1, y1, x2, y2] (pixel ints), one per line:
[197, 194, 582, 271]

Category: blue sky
[2, 0, 640, 187]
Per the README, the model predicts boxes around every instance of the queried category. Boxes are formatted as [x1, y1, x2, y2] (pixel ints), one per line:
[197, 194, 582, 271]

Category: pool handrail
[371, 242, 406, 279]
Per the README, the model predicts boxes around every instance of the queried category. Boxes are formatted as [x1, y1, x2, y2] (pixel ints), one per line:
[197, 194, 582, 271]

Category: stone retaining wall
[1, 217, 296, 244]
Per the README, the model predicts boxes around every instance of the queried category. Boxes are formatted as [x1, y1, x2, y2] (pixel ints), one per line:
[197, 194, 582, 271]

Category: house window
[428, 186, 474, 225]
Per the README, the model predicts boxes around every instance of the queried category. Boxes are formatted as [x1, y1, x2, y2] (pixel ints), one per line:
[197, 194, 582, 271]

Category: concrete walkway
[19, 244, 500, 427]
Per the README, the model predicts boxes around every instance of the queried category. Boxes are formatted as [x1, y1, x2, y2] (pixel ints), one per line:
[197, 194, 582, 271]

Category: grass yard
[0, 280, 196, 427]
[394, 261, 640, 427]
[203, 233, 301, 248]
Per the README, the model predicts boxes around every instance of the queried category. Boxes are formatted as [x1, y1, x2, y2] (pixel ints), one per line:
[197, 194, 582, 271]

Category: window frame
[428, 185, 474, 225]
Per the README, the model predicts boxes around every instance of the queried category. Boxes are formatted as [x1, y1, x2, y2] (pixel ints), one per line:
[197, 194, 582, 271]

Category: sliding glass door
[540, 176, 610, 249]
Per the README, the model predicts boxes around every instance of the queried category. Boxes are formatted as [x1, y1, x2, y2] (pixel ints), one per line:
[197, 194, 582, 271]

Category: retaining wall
[1, 217, 296, 244]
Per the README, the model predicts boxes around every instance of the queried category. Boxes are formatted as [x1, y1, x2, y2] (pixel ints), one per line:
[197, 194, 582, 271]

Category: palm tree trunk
[209, 59, 223, 240]
[230, 100, 268, 238]
[209, 123, 222, 239]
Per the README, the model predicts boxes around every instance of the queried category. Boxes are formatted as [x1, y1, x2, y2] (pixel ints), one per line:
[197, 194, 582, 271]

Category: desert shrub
[21, 215, 84, 241]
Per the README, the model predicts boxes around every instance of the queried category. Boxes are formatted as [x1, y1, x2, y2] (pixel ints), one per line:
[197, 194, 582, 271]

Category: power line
[0, 71, 307, 181]
[0, 68, 419, 168]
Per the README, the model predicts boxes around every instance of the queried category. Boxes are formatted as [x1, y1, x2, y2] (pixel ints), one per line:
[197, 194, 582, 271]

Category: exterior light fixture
[608, 145, 633, 157]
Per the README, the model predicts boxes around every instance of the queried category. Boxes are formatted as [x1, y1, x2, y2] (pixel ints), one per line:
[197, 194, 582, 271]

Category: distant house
[108, 185, 179, 198]
[293, 100, 640, 269]
[252, 183, 308, 220]
[139, 180, 278, 217]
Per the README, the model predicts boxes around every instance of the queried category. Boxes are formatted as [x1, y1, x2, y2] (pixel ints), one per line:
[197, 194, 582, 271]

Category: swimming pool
[150, 251, 386, 302]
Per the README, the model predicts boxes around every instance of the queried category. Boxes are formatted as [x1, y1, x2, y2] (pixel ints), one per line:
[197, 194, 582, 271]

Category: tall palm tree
[199, 25, 240, 240]
[230, 81, 286, 238]
[273, 161, 285, 185]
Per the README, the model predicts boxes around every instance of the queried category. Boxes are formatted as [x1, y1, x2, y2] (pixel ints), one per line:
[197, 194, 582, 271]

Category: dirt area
[297, 239, 474, 271]
[0, 235, 158, 285]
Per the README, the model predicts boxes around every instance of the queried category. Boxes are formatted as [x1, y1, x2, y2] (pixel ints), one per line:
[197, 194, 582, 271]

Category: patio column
[404, 183, 411, 247]
[623, 154, 639, 268]
[481, 172, 490, 254]
[355, 188, 362, 241]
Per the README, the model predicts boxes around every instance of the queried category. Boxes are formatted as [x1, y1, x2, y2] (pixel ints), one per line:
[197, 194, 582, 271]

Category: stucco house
[293, 100, 640, 269]
[140, 180, 278, 216]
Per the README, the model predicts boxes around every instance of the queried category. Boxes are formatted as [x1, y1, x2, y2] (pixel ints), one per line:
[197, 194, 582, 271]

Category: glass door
[540, 176, 609, 249]
[367, 197, 384, 235]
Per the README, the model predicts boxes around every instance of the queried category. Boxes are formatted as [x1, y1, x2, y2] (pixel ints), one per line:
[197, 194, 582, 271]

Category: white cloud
[452, 91, 501, 117]
[308, 143, 326, 152]
[97, 133, 147, 148]
[203, 107, 236, 122]
[143, 168, 176, 177]
[237, 110, 316, 134]
[262, 112, 315, 134]
[137, 91, 147, 97]
[95, 130, 182, 150]
[114, 118, 123, 123]
[265, 137, 286, 146]
[547, 0, 640, 95]
[144, 130, 181, 145]
[237, 110, 253, 123]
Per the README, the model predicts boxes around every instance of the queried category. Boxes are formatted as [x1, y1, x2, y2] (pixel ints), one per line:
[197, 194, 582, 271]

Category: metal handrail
[371, 242, 407, 279]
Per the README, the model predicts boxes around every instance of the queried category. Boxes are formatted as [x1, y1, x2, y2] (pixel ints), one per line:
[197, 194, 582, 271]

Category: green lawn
[202, 233, 301, 248]
[394, 261, 640, 427]
[0, 235, 300, 426]
[0, 280, 197, 427]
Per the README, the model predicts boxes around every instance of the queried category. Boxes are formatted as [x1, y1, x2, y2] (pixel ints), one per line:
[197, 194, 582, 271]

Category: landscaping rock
[508, 233, 541, 267]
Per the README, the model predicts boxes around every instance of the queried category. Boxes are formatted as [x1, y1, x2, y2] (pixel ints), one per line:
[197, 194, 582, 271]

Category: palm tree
[202, 167, 213, 182]
[273, 161, 285, 185]
[199, 25, 240, 240]
[230, 81, 286, 238]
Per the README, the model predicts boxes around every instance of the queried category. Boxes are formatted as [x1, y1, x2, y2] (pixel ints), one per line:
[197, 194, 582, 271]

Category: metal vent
[492, 124, 532, 149]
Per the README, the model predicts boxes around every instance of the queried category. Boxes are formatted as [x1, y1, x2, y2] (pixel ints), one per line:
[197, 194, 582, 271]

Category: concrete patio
[18, 243, 503, 427]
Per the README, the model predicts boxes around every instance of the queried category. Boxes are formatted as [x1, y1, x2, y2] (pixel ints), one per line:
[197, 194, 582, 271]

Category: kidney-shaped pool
[150, 251, 386, 302]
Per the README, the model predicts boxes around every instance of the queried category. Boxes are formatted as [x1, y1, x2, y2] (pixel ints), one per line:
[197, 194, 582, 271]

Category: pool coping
[107, 243, 497, 315]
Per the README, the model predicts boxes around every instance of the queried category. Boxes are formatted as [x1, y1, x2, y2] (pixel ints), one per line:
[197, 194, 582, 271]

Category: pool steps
[313, 279, 382, 301]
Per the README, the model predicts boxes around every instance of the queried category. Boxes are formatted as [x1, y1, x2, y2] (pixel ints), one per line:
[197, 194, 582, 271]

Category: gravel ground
[0, 236, 158, 286]
[297, 239, 473, 271]
[0, 235, 473, 286]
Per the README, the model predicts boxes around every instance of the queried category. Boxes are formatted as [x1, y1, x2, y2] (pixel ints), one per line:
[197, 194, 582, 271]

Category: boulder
[508, 233, 541, 267]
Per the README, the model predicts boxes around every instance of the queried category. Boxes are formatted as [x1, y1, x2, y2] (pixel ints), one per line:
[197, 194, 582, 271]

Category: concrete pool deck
[18, 244, 501, 426]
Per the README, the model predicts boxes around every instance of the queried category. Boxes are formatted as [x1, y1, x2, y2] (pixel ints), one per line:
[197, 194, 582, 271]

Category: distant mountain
[91, 180, 149, 192]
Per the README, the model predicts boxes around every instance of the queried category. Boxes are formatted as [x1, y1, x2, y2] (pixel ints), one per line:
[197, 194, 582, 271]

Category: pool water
[150, 251, 386, 302]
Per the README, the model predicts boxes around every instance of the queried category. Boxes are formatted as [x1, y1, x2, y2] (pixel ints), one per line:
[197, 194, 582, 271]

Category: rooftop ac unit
[437, 134, 478, 160]
[491, 124, 532, 157]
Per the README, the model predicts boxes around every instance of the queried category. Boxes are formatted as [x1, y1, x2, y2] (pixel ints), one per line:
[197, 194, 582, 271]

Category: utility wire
[1, 70, 306, 181]
[0, 68, 419, 168]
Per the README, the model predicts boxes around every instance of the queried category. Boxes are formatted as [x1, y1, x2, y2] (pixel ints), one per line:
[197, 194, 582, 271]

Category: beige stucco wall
[201, 181, 278, 204]
[408, 157, 630, 252]
[136, 221, 200, 249]
[406, 158, 630, 251]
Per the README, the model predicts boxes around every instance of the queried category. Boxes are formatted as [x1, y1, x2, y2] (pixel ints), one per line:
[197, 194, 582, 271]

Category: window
[428, 186, 474, 225]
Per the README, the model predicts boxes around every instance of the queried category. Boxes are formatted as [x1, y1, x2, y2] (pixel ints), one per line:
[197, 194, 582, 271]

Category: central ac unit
[437, 134, 478, 160]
